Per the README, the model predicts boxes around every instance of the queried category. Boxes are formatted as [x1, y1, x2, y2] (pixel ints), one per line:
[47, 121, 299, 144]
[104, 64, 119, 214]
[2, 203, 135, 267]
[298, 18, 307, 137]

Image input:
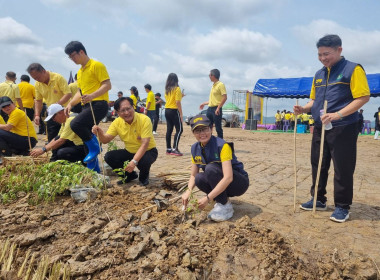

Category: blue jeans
[207, 106, 223, 138]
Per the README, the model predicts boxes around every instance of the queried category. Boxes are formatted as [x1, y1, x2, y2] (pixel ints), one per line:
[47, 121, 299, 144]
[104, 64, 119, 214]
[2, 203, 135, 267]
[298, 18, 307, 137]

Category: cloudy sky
[1, 0, 380, 120]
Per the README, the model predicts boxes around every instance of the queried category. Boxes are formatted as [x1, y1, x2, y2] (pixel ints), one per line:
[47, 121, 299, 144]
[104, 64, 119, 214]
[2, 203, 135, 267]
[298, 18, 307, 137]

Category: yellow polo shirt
[209, 81, 227, 107]
[275, 113, 281, 121]
[58, 116, 83, 146]
[0, 115, 5, 124]
[0, 80, 21, 103]
[310, 66, 370, 100]
[77, 59, 110, 102]
[146, 90, 155, 111]
[106, 113, 156, 154]
[165, 87, 182, 109]
[18, 81, 35, 109]
[285, 113, 291, 120]
[35, 72, 71, 106]
[69, 81, 78, 95]
[7, 108, 37, 139]
[130, 95, 138, 109]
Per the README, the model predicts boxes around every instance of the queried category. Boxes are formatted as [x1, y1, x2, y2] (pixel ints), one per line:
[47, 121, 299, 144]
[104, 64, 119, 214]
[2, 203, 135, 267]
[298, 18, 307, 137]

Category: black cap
[0, 96, 13, 108]
[190, 115, 211, 131]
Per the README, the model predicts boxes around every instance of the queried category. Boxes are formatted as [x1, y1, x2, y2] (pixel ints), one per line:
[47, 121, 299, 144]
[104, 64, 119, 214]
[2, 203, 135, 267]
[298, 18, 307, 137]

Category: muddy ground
[1, 122, 379, 279]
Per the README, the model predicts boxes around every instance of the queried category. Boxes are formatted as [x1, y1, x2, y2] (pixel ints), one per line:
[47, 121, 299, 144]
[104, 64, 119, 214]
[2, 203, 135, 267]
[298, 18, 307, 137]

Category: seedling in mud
[185, 189, 200, 217]
[113, 160, 130, 183]
[0, 160, 103, 205]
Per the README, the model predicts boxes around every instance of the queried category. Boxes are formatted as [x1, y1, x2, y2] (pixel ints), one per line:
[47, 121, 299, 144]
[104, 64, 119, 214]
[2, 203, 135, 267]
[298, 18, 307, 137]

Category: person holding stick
[294, 34, 370, 223]
[64, 41, 111, 168]
[0, 96, 37, 158]
[182, 115, 249, 222]
[92, 97, 158, 186]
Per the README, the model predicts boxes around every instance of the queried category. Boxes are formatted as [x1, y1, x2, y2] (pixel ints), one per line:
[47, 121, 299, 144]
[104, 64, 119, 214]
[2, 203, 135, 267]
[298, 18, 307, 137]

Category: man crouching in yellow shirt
[30, 104, 91, 169]
[92, 97, 158, 186]
[0, 96, 37, 159]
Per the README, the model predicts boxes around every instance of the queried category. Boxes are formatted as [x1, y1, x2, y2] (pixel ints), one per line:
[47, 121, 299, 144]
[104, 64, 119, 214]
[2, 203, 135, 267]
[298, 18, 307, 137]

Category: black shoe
[139, 178, 149, 186]
[117, 171, 138, 185]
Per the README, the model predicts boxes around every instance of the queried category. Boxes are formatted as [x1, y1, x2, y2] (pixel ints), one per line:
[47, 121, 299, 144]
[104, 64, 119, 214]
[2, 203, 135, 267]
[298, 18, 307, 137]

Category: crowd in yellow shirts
[275, 109, 314, 131]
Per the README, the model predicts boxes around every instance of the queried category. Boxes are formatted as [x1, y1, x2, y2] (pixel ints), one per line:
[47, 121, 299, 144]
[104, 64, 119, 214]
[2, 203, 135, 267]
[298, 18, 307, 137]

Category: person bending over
[182, 115, 249, 221]
[29, 104, 99, 171]
[92, 97, 158, 186]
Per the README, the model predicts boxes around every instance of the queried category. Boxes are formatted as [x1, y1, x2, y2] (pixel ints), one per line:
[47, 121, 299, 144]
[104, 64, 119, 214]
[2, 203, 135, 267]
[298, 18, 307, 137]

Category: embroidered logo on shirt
[336, 74, 343, 81]
[315, 79, 323, 84]
[194, 156, 202, 164]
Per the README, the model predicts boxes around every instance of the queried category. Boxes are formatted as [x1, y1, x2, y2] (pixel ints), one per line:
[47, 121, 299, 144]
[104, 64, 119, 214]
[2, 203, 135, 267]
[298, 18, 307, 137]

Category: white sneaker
[208, 201, 234, 222]
[153, 131, 157, 135]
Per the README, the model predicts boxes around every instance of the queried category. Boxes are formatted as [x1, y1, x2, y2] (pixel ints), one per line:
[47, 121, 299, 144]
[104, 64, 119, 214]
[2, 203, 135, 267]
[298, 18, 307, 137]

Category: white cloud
[119, 43, 134, 55]
[293, 19, 380, 70]
[0, 17, 40, 44]
[190, 28, 282, 63]
[163, 51, 212, 78]
[149, 53, 163, 62]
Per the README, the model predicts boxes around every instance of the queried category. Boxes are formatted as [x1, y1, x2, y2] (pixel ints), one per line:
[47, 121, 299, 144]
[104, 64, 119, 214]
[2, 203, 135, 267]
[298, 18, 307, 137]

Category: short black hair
[155, 92, 161, 97]
[20, 74, 30, 82]
[6, 71, 16, 79]
[114, 97, 134, 111]
[316, 34, 342, 49]
[26, 63, 45, 73]
[65, 41, 87, 55]
[144, 84, 152, 90]
[210, 69, 220, 79]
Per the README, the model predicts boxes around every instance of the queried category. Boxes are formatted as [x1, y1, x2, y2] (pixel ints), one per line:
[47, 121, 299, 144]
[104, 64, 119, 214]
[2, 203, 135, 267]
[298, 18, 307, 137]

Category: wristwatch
[42, 146, 47, 153]
[132, 159, 138, 165]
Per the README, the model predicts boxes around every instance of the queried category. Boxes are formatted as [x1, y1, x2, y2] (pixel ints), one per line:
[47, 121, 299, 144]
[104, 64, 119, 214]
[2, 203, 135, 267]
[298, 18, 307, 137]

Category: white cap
[45, 104, 64, 122]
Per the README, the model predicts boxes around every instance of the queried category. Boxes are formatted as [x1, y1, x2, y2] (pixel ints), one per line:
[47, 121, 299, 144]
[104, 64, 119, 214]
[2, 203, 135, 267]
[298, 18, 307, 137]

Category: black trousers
[207, 106, 223, 139]
[104, 148, 158, 182]
[165, 108, 183, 150]
[47, 119, 62, 143]
[55, 141, 86, 163]
[25, 108, 34, 121]
[39, 103, 47, 134]
[153, 109, 160, 132]
[195, 163, 249, 205]
[70, 101, 108, 142]
[0, 130, 37, 156]
[310, 123, 358, 209]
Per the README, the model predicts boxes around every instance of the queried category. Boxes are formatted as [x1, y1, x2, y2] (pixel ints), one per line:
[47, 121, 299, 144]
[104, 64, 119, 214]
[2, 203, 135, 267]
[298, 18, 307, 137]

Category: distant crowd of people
[274, 109, 314, 131]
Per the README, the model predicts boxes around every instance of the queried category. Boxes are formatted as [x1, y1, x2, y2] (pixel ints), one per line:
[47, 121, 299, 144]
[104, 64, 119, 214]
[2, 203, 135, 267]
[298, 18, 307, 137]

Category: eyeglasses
[118, 106, 134, 113]
[68, 52, 79, 59]
[193, 127, 210, 134]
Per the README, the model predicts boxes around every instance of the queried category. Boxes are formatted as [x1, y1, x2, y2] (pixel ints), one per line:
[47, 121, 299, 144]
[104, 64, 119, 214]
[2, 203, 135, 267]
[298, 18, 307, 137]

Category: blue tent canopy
[253, 73, 380, 98]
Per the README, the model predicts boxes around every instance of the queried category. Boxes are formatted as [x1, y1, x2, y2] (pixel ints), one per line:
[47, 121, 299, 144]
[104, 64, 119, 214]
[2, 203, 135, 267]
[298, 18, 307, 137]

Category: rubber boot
[84, 134, 101, 163]
[86, 157, 100, 173]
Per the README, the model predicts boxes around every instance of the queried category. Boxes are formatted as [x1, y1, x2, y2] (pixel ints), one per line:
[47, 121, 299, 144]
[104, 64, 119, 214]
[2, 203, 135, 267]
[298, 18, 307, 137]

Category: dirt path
[150, 123, 380, 275]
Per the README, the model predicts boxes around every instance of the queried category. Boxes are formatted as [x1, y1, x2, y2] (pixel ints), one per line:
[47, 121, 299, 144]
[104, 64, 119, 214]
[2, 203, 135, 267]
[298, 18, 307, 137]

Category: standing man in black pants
[199, 69, 227, 139]
[294, 34, 370, 223]
[64, 41, 111, 171]
[152, 92, 163, 135]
